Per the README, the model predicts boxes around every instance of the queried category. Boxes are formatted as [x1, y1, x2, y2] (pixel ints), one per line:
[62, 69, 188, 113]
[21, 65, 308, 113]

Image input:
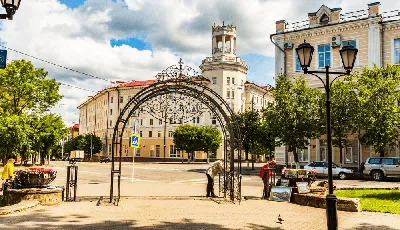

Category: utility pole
[90, 133, 93, 160]
[251, 96, 255, 170]
[163, 112, 167, 162]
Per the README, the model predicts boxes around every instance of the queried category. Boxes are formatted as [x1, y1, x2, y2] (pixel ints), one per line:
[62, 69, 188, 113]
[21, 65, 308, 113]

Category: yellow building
[78, 23, 273, 162]
[271, 2, 400, 167]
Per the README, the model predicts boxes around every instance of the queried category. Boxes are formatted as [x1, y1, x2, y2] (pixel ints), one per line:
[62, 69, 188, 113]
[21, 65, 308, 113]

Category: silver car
[362, 157, 400, 181]
[304, 161, 354, 180]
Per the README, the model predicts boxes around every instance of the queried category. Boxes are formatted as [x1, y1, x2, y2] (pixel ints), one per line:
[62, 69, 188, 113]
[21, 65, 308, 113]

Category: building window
[227, 90, 230, 98]
[159, 119, 162, 125]
[158, 131, 161, 137]
[211, 116, 217, 125]
[120, 96, 123, 103]
[109, 120, 112, 126]
[149, 131, 152, 137]
[136, 148, 140, 156]
[192, 117, 196, 124]
[140, 119, 143, 126]
[227, 77, 230, 85]
[150, 119, 153, 126]
[320, 14, 329, 25]
[318, 44, 331, 68]
[156, 145, 160, 158]
[232, 77, 235, 85]
[108, 144, 111, 155]
[345, 147, 353, 163]
[197, 117, 200, 124]
[170, 145, 180, 158]
[394, 38, 400, 64]
[295, 51, 301, 72]
[212, 77, 217, 85]
[110, 97, 113, 103]
[139, 131, 142, 137]
[168, 131, 173, 137]
[110, 109, 112, 115]
[231, 90, 234, 99]
[296, 147, 309, 162]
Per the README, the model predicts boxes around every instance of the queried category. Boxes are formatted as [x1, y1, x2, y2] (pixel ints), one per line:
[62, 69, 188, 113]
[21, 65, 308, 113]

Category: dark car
[100, 157, 111, 163]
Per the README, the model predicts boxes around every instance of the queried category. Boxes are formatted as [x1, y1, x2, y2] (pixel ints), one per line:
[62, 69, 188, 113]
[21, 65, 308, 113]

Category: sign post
[130, 133, 140, 183]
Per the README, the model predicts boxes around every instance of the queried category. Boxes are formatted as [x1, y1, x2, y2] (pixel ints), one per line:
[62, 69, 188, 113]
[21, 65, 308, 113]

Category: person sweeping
[205, 159, 226, 197]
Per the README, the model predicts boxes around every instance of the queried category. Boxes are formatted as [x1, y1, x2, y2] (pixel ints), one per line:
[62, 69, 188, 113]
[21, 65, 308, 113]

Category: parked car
[304, 161, 354, 180]
[100, 157, 111, 163]
[362, 157, 400, 181]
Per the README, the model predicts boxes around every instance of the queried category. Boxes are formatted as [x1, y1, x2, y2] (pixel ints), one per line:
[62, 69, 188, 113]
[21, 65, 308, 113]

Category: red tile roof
[117, 80, 157, 88]
[244, 81, 269, 92]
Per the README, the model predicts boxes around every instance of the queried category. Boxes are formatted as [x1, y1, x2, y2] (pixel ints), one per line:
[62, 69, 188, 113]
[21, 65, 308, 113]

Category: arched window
[320, 14, 329, 25]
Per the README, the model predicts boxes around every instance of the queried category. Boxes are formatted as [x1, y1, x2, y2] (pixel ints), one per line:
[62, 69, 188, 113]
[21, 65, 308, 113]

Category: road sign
[0, 50, 7, 69]
[130, 134, 140, 148]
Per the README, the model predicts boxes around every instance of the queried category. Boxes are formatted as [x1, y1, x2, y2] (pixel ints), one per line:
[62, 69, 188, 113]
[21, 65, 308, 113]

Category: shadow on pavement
[0, 212, 283, 230]
[345, 223, 399, 230]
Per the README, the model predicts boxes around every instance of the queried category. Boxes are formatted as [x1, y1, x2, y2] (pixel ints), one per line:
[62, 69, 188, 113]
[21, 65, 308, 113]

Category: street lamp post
[296, 40, 358, 230]
[0, 0, 21, 20]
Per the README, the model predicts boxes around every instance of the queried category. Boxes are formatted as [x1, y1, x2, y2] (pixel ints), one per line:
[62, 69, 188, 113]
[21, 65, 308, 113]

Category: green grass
[335, 189, 400, 214]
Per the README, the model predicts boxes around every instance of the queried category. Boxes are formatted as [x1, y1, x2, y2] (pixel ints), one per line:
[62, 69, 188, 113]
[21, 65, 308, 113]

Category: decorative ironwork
[155, 58, 200, 81]
[110, 60, 242, 204]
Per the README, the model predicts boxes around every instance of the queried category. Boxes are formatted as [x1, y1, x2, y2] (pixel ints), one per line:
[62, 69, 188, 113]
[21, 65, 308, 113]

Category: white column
[222, 35, 226, 54]
[230, 36, 234, 54]
[275, 42, 285, 81]
[368, 21, 381, 68]
[212, 36, 216, 54]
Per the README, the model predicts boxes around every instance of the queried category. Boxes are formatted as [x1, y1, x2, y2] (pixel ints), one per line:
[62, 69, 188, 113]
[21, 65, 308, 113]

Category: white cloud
[0, 0, 399, 125]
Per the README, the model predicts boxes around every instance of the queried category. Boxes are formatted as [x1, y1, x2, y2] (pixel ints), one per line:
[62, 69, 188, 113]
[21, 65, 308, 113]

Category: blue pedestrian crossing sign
[130, 134, 140, 148]
[0, 50, 7, 69]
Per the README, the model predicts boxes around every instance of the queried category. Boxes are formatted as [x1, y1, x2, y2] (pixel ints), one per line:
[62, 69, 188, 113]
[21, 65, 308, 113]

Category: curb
[0, 200, 40, 215]
[336, 187, 400, 190]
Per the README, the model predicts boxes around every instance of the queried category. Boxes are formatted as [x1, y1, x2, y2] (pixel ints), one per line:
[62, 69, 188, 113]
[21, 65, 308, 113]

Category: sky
[1, 0, 400, 125]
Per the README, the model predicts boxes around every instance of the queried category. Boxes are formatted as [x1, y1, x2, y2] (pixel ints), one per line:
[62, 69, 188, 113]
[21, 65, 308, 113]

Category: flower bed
[15, 168, 57, 188]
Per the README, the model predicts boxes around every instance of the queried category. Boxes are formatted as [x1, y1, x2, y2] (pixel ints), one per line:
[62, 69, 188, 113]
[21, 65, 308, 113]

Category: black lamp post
[296, 40, 358, 230]
[1, 0, 21, 20]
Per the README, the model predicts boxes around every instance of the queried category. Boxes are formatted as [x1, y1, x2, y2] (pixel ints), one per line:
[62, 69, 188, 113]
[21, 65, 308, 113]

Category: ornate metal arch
[110, 60, 242, 204]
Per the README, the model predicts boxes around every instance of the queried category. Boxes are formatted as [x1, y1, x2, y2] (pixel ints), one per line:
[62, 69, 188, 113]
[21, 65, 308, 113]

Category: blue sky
[59, 0, 84, 8]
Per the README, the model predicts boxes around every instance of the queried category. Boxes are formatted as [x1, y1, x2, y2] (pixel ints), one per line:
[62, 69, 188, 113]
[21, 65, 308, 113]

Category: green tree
[235, 111, 260, 166]
[269, 75, 324, 168]
[64, 135, 84, 154]
[199, 126, 223, 163]
[0, 114, 32, 165]
[0, 59, 62, 115]
[331, 75, 359, 164]
[79, 133, 103, 158]
[257, 112, 277, 161]
[356, 64, 400, 157]
[173, 124, 200, 161]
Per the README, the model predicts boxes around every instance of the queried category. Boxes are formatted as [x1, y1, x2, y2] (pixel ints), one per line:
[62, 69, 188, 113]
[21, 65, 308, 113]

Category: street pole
[90, 134, 93, 160]
[324, 66, 337, 230]
[251, 97, 255, 170]
[163, 110, 167, 162]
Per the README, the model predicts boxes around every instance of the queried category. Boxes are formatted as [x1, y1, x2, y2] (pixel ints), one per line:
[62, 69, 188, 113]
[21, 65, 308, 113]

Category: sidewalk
[0, 197, 399, 230]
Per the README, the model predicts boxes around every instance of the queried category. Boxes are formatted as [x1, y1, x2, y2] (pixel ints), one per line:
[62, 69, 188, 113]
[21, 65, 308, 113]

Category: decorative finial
[179, 58, 183, 71]
[223, 21, 224, 26]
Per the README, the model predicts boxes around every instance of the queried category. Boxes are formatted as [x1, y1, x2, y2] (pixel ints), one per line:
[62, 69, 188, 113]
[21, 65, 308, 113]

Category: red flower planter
[15, 168, 57, 188]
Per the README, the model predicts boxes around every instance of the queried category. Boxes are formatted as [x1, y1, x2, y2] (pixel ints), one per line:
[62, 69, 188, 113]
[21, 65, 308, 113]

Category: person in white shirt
[205, 159, 225, 197]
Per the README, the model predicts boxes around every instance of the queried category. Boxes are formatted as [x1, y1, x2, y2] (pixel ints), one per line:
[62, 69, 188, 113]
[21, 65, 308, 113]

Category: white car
[304, 161, 354, 180]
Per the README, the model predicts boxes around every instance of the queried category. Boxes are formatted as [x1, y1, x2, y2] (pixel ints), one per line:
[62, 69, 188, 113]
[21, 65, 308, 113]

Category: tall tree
[79, 133, 103, 158]
[199, 126, 223, 163]
[0, 59, 62, 115]
[235, 111, 259, 166]
[173, 124, 199, 161]
[356, 64, 400, 157]
[268, 75, 324, 168]
[330, 75, 359, 165]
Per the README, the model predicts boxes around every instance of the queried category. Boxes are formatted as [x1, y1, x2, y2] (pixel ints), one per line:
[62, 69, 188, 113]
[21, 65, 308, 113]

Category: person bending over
[205, 159, 225, 197]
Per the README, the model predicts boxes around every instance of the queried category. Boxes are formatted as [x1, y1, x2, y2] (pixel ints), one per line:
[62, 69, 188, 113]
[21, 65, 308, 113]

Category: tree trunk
[245, 150, 249, 169]
[188, 152, 190, 163]
[379, 149, 385, 158]
[293, 148, 300, 169]
[251, 154, 255, 170]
